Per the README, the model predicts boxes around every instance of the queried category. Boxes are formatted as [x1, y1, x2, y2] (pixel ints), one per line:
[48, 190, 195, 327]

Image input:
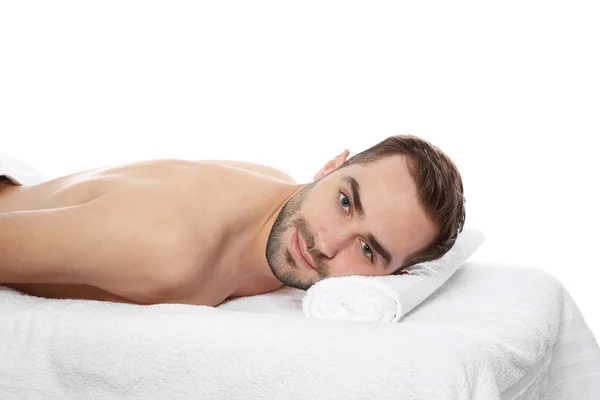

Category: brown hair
[340, 134, 466, 272]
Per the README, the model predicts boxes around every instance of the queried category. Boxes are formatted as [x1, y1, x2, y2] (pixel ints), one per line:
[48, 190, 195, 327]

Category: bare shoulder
[205, 160, 297, 184]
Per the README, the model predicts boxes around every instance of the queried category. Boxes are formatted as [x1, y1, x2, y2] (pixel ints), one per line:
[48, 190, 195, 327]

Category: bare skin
[0, 151, 438, 307]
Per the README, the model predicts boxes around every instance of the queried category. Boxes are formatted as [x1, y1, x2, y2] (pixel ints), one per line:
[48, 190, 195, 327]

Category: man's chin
[272, 266, 314, 291]
[282, 281, 313, 291]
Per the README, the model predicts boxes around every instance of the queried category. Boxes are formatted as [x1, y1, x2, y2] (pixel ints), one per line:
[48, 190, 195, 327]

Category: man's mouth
[291, 229, 315, 270]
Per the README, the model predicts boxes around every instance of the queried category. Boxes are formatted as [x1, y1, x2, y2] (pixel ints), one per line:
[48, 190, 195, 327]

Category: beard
[265, 182, 329, 290]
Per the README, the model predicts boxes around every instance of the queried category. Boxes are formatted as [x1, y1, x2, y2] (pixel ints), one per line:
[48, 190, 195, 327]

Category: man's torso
[0, 159, 295, 305]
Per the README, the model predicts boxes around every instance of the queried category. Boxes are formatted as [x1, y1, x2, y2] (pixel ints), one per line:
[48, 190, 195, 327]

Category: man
[0, 135, 465, 306]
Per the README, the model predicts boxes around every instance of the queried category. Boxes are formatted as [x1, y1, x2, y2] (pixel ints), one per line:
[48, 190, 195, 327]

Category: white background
[1, 1, 598, 336]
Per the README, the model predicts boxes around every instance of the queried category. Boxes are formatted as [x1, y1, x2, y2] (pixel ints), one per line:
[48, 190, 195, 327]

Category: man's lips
[292, 229, 315, 270]
[297, 231, 315, 269]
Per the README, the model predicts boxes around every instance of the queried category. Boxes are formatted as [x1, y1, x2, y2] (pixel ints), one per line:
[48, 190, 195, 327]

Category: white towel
[0, 153, 47, 185]
[302, 227, 485, 322]
[1, 262, 599, 399]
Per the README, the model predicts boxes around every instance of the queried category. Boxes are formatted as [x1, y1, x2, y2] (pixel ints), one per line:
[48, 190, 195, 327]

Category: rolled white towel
[301, 228, 485, 323]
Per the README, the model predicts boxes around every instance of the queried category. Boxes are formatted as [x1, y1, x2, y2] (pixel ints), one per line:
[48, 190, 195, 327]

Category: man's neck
[225, 182, 305, 297]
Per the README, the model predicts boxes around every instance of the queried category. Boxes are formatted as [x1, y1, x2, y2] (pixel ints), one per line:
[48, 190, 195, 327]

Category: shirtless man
[0, 135, 466, 307]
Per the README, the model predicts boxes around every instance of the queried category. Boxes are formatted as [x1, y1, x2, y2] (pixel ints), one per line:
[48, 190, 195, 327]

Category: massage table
[1, 260, 599, 399]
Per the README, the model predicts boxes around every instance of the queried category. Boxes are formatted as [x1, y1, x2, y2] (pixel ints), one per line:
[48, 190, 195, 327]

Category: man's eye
[361, 240, 374, 262]
[339, 192, 351, 212]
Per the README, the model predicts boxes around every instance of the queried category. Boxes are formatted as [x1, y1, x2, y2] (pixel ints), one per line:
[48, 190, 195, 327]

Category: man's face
[266, 154, 439, 290]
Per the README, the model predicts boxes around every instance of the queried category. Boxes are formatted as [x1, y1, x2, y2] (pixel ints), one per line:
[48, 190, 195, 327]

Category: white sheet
[2, 262, 599, 400]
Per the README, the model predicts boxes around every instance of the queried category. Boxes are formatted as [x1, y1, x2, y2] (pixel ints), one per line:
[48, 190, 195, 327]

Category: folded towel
[302, 227, 485, 322]
[0, 153, 47, 185]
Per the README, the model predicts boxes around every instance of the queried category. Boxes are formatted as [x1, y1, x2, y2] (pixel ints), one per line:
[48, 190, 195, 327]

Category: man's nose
[314, 227, 352, 258]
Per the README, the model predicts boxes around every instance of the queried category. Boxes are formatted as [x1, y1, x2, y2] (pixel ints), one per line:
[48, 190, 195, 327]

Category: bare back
[0, 159, 296, 306]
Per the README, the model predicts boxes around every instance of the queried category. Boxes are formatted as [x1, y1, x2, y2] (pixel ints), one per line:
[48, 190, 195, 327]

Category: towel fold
[302, 228, 485, 322]
[0, 153, 47, 185]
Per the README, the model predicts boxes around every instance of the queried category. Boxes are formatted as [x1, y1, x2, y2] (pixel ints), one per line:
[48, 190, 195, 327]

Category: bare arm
[0, 194, 186, 298]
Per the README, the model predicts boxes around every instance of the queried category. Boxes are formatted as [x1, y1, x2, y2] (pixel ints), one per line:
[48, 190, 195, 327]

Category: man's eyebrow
[341, 175, 393, 268]
[342, 176, 364, 217]
[367, 233, 392, 268]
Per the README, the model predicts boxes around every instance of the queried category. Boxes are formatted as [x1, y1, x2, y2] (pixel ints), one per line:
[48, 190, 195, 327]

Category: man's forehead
[344, 158, 416, 203]
[342, 153, 410, 180]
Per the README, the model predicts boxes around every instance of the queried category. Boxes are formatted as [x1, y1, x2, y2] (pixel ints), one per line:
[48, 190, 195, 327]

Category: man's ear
[313, 149, 350, 181]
